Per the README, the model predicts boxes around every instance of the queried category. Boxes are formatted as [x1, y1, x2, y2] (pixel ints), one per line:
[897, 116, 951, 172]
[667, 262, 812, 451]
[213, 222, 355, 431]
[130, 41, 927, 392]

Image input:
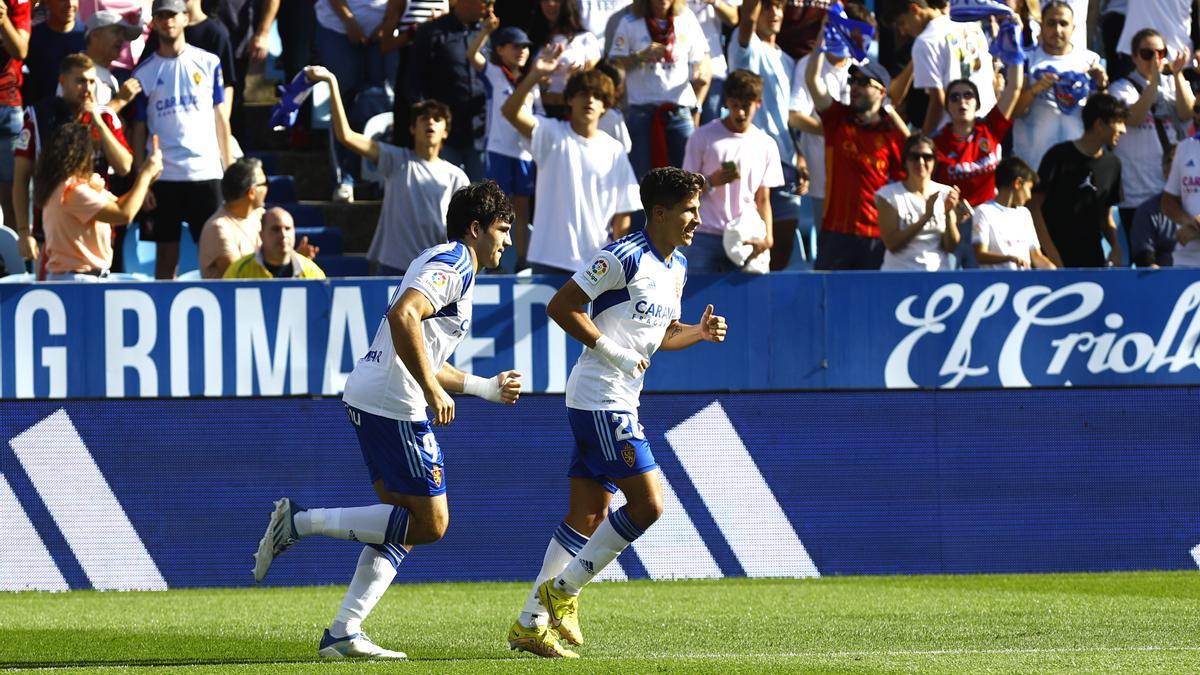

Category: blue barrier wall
[5, 270, 1200, 398]
[2, 391, 1198, 591]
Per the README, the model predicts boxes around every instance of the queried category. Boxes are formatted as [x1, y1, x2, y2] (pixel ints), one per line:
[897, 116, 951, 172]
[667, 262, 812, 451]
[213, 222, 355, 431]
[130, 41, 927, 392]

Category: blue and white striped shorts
[565, 408, 658, 494]
[345, 405, 446, 496]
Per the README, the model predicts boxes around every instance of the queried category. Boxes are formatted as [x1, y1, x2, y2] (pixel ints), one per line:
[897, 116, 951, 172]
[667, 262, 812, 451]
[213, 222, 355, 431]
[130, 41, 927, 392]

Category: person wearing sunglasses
[1110, 28, 1194, 256]
[875, 133, 961, 271]
[1115, 0, 1195, 76]
[1011, 0, 1106, 173]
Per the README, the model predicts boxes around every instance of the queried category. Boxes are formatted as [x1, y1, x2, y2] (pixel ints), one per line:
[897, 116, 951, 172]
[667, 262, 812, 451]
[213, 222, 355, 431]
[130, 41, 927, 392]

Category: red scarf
[645, 15, 675, 63]
[499, 64, 520, 85]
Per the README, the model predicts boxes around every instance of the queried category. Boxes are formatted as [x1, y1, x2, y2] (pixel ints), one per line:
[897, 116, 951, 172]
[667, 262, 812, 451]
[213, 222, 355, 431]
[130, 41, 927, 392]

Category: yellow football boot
[507, 620, 579, 658]
[537, 579, 583, 646]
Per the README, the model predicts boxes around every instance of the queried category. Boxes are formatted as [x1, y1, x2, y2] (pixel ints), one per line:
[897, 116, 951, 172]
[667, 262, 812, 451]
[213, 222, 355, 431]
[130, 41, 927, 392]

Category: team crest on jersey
[621, 443, 636, 467]
[193, 70, 202, 85]
[430, 271, 448, 287]
[583, 258, 608, 284]
[431, 465, 443, 487]
[978, 136, 991, 153]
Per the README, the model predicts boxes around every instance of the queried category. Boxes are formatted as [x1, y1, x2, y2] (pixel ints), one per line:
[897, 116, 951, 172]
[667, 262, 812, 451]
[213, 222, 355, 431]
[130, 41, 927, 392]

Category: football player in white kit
[507, 167, 729, 658]
[252, 181, 522, 660]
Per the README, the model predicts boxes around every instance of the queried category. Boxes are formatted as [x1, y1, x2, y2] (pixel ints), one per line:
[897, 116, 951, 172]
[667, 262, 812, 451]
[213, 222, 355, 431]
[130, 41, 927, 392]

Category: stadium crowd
[7, 0, 1200, 279]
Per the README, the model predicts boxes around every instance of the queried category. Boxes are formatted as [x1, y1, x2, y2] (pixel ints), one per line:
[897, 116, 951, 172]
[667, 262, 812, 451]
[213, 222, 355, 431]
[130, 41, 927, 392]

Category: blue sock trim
[608, 506, 645, 543]
[385, 506, 409, 546]
[367, 542, 407, 570]
[552, 522, 588, 556]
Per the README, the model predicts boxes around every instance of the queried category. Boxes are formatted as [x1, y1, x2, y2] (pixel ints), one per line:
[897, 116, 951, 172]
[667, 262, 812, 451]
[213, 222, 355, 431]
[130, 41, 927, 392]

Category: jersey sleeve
[100, 110, 130, 151]
[972, 206, 992, 247]
[212, 59, 224, 106]
[572, 249, 625, 300]
[407, 262, 465, 312]
[1165, 141, 1185, 196]
[911, 35, 946, 90]
[528, 115, 556, 164]
[12, 107, 33, 159]
[608, 18, 633, 57]
[133, 90, 148, 122]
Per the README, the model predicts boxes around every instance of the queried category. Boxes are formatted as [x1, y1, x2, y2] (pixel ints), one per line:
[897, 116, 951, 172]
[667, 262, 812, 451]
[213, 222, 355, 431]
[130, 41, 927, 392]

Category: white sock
[294, 505, 407, 545]
[518, 522, 587, 628]
[329, 544, 404, 638]
[556, 507, 645, 596]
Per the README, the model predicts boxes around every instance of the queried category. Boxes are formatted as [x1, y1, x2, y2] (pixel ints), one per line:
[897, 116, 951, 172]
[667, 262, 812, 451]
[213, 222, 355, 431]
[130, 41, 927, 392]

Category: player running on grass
[253, 181, 522, 660]
[507, 167, 729, 658]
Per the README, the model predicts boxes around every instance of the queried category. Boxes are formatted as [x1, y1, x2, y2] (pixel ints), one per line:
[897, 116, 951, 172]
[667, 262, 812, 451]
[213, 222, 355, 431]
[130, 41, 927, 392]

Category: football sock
[519, 522, 588, 628]
[294, 505, 409, 546]
[329, 544, 404, 638]
[556, 507, 645, 596]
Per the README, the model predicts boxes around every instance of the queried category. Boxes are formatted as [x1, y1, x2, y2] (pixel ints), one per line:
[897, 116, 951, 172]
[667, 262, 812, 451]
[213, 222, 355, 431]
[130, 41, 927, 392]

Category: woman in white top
[529, 0, 603, 117]
[608, 0, 710, 178]
[876, 134, 962, 271]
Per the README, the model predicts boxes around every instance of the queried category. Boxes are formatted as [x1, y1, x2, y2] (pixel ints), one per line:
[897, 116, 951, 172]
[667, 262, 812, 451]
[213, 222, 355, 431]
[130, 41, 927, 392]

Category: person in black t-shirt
[1029, 93, 1128, 268]
[23, 0, 86, 105]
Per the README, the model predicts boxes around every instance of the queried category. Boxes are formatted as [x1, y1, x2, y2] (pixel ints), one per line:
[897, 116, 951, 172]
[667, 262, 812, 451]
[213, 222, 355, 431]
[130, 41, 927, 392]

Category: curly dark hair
[528, 0, 586, 53]
[640, 167, 705, 213]
[34, 123, 94, 209]
[446, 180, 515, 240]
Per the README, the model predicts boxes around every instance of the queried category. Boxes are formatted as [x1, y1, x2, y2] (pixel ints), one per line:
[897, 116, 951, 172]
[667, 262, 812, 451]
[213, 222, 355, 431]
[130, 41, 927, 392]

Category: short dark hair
[1082, 93, 1128, 130]
[1131, 27, 1163, 55]
[902, 132, 935, 158]
[445, 180, 515, 241]
[945, 78, 981, 109]
[1042, 0, 1074, 18]
[410, 99, 452, 132]
[59, 52, 94, 76]
[564, 68, 615, 109]
[843, 1, 876, 26]
[594, 59, 625, 97]
[877, 0, 947, 26]
[221, 157, 263, 202]
[994, 156, 1037, 188]
[724, 69, 764, 103]
[640, 167, 705, 214]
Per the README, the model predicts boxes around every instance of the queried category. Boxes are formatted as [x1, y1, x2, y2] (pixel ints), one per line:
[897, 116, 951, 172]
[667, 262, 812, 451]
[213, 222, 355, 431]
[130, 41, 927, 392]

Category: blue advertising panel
[3, 270, 1200, 397]
[2, 391, 1197, 591]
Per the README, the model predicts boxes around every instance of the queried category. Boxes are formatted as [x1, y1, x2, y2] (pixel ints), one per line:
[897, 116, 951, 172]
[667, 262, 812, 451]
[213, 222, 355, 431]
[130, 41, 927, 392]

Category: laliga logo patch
[622, 443, 636, 467]
[431, 465, 443, 487]
[583, 258, 608, 284]
[430, 271, 448, 287]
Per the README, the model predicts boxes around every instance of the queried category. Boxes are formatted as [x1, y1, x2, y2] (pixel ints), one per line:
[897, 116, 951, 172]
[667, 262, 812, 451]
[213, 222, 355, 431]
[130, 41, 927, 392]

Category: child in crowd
[973, 156, 1057, 269]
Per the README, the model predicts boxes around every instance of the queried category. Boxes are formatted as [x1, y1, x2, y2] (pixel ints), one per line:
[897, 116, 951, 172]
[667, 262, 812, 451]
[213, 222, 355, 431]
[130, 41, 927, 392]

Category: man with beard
[805, 56, 907, 270]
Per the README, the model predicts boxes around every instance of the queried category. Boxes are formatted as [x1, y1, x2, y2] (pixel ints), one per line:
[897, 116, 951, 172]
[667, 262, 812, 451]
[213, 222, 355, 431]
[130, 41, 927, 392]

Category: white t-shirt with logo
[876, 180, 954, 271]
[1163, 137, 1200, 267]
[1117, 0, 1191, 58]
[1012, 46, 1102, 172]
[525, 117, 641, 271]
[481, 62, 538, 160]
[566, 229, 686, 411]
[132, 46, 224, 181]
[1110, 75, 1188, 207]
[343, 241, 476, 421]
[790, 52, 853, 199]
[609, 9, 708, 106]
[912, 15, 996, 127]
[972, 200, 1039, 269]
[682, 118, 783, 235]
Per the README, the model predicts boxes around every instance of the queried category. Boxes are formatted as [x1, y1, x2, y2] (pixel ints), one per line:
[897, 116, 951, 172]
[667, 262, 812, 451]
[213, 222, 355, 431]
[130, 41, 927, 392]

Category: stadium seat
[0, 225, 23, 275]
[296, 226, 343, 255]
[177, 269, 202, 280]
[275, 202, 325, 229]
[0, 271, 32, 283]
[247, 151, 279, 175]
[267, 175, 298, 204]
[318, 254, 369, 277]
[361, 112, 393, 186]
[123, 222, 200, 276]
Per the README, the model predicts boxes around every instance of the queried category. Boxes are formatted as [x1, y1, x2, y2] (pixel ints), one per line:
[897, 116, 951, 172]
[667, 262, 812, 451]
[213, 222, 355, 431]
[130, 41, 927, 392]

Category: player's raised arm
[659, 304, 728, 351]
[435, 362, 522, 404]
[547, 278, 649, 375]
[387, 288, 455, 425]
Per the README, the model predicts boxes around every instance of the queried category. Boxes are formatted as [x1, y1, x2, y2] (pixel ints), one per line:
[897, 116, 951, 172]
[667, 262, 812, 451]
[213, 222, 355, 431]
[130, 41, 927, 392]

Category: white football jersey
[343, 241, 476, 421]
[566, 230, 687, 412]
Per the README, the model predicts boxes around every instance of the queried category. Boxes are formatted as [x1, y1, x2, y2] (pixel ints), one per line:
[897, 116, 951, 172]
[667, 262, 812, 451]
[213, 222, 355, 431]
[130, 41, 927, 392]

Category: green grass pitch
[2, 572, 1198, 673]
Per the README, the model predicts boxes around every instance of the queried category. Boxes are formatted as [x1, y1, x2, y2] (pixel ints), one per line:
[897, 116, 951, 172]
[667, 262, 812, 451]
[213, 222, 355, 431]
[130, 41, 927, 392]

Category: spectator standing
[876, 134, 961, 271]
[933, 65, 1024, 208]
[1110, 29, 1193, 250]
[973, 155, 1057, 269]
[314, 0, 400, 202]
[214, 0, 280, 133]
[681, 69, 781, 272]
[1160, 132, 1200, 267]
[529, 0, 602, 117]
[13, 53, 132, 277]
[729, 0, 804, 272]
[1011, 1, 1106, 172]
[1, 0, 32, 264]
[406, 0, 491, 182]
[579, 0, 630, 37]
[1029, 93, 1126, 268]
[77, 0, 151, 74]
[225, 207, 326, 279]
[197, 156, 267, 279]
[469, 21, 539, 270]
[1131, 144, 1177, 267]
[881, 0, 995, 135]
[1116, 0, 1191, 65]
[24, 0, 86, 106]
[35, 124, 160, 281]
[1099, 0, 1129, 80]
[131, 0, 231, 279]
[504, 49, 641, 275]
[687, 0, 737, 124]
[308, 66, 469, 275]
[608, 0, 710, 179]
[806, 56, 907, 270]
[142, 0, 238, 134]
[78, 10, 141, 110]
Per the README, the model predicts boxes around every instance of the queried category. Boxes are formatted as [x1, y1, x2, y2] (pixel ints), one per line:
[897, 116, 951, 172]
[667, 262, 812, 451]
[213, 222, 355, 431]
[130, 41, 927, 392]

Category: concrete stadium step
[250, 150, 335, 202]
[298, 200, 381, 255]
